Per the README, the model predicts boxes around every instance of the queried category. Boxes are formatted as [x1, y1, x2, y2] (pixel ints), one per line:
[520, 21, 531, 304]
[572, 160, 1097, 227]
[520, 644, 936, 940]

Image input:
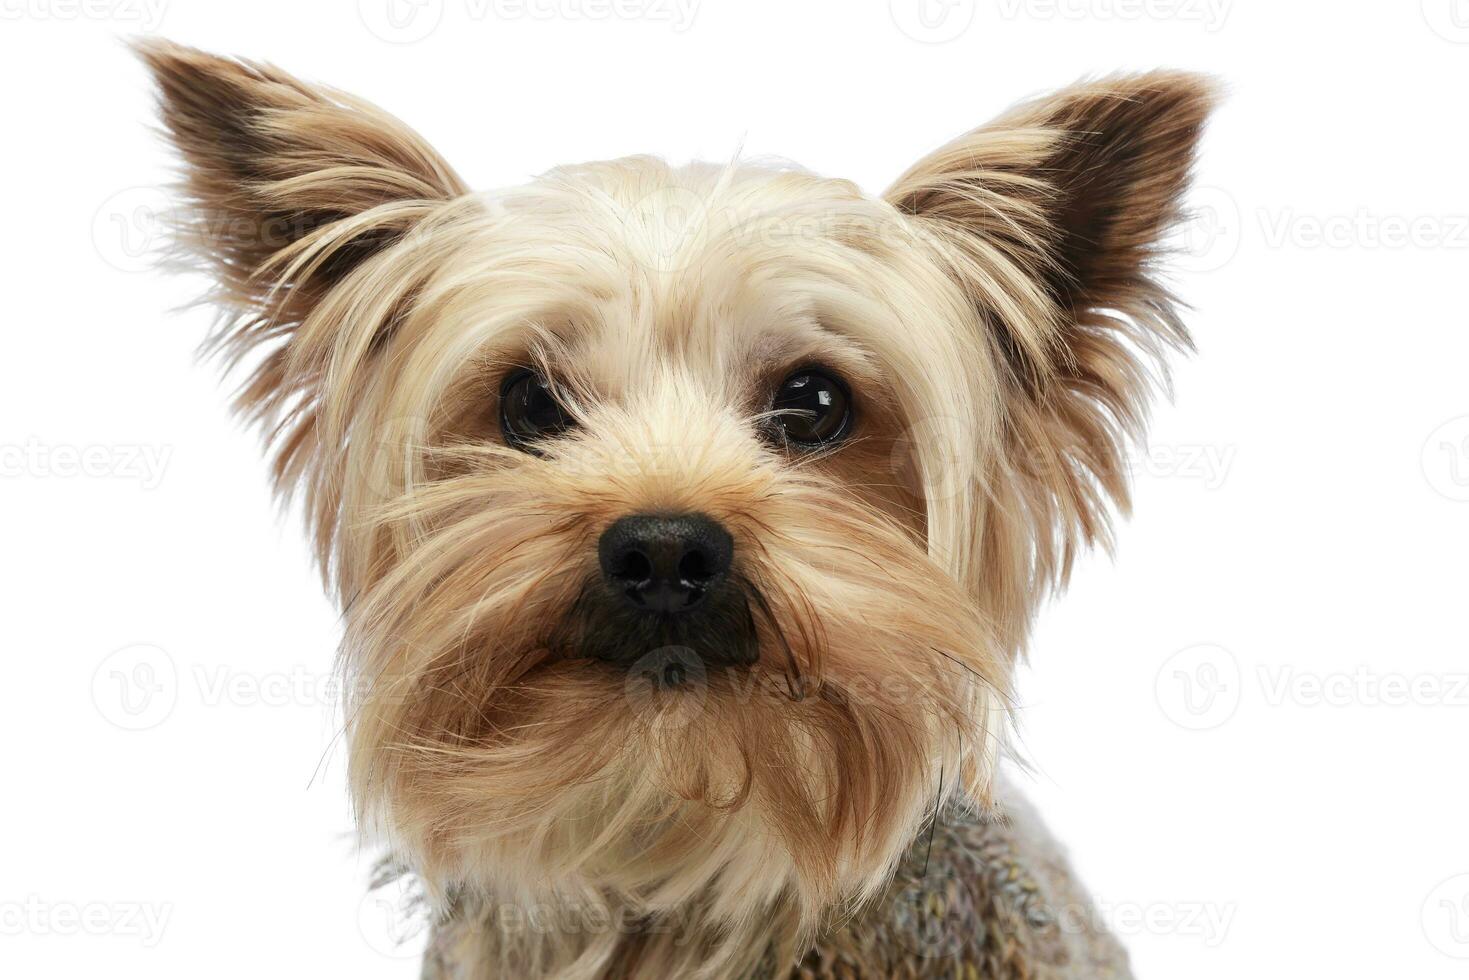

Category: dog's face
[140, 41, 1213, 959]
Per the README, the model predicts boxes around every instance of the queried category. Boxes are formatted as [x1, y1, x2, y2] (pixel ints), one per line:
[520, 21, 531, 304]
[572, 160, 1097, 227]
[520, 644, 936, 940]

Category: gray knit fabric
[784, 780, 1130, 979]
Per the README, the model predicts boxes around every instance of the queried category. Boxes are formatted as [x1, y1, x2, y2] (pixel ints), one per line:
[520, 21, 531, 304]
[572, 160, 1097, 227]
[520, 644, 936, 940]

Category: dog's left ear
[134, 40, 466, 311]
[135, 40, 470, 505]
[886, 73, 1219, 587]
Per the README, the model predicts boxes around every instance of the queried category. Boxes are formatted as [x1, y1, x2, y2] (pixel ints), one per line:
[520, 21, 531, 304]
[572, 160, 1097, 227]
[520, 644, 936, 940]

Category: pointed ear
[136, 40, 471, 508]
[134, 39, 466, 327]
[886, 73, 1219, 591]
[887, 71, 1218, 375]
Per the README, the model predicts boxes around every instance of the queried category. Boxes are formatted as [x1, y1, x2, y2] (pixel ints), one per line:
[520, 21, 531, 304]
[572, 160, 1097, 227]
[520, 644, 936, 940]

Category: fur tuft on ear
[887, 73, 1219, 641]
[135, 39, 466, 310]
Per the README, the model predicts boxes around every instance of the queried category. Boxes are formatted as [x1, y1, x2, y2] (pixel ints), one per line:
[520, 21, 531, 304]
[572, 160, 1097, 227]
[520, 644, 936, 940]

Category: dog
[137, 39, 1215, 979]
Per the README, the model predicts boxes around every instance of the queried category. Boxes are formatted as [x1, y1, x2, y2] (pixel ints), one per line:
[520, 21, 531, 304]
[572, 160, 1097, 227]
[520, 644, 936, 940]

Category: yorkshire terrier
[137, 40, 1215, 979]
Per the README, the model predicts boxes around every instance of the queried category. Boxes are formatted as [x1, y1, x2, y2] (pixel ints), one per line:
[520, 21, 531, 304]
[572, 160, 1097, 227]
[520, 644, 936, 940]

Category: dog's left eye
[500, 369, 575, 450]
[770, 369, 852, 448]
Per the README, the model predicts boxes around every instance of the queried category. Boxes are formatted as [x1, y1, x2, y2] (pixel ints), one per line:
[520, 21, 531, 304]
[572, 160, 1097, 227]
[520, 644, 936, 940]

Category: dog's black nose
[598, 514, 733, 614]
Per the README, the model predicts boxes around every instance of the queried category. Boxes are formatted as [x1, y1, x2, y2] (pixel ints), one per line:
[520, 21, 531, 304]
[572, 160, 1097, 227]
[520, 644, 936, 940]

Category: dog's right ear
[885, 73, 1216, 579]
[883, 73, 1217, 654]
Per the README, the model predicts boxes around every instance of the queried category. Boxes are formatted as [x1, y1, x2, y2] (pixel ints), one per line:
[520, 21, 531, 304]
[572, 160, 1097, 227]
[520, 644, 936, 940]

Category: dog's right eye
[500, 369, 575, 451]
[770, 368, 853, 448]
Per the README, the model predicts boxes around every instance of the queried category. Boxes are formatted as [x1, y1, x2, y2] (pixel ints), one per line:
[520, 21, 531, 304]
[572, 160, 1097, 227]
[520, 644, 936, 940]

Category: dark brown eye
[771, 369, 852, 447]
[500, 369, 575, 450]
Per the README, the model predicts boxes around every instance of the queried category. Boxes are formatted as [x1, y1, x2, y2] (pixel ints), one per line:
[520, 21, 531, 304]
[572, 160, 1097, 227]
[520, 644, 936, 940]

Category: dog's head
[140, 40, 1213, 966]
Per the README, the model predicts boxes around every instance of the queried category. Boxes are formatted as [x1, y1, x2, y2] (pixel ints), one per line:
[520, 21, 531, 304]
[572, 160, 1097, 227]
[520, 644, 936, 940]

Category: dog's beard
[338, 429, 1008, 967]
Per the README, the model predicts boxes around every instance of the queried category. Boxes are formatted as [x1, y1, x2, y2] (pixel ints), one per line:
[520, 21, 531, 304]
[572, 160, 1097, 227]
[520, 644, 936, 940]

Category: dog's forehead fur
[413, 156, 982, 421]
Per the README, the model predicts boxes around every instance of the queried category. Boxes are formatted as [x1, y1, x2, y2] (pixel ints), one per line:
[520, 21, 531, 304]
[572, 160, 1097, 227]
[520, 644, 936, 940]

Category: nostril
[610, 548, 652, 584]
[678, 548, 712, 584]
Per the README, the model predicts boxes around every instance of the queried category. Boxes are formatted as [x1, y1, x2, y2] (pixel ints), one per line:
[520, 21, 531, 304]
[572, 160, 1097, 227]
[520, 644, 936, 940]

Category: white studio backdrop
[2, 2, 1467, 978]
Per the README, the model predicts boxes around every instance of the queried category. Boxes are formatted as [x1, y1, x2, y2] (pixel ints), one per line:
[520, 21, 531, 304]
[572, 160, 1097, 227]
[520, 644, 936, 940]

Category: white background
[3, 2, 1468, 978]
